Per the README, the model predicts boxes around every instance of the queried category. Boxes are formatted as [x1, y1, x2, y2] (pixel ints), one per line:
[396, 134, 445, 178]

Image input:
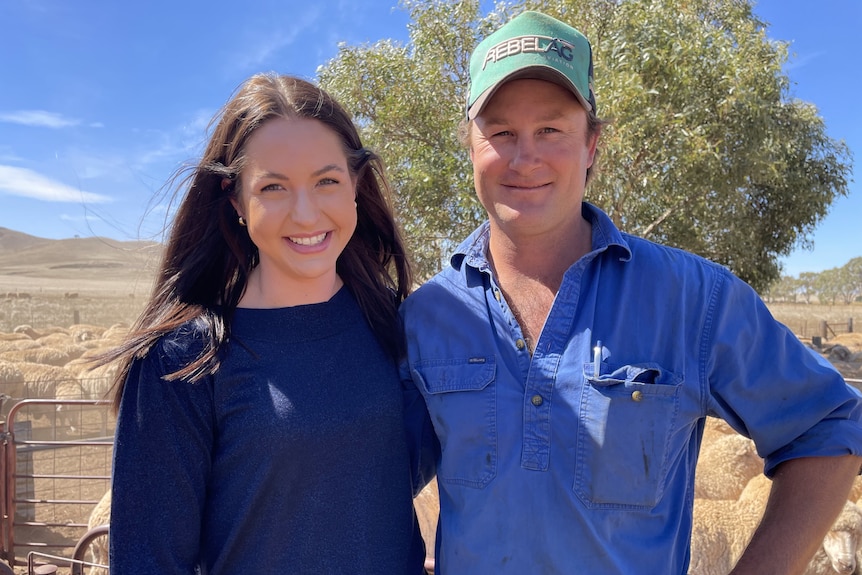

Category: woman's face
[231, 116, 357, 307]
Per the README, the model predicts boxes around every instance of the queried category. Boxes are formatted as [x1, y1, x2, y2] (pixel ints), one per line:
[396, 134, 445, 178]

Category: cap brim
[467, 65, 593, 120]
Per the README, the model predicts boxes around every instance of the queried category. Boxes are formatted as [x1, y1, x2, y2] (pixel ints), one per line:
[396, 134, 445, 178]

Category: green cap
[467, 11, 596, 120]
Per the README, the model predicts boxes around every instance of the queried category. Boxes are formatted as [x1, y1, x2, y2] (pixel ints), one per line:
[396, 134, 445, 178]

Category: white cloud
[228, 7, 323, 72]
[0, 110, 82, 128]
[0, 165, 112, 203]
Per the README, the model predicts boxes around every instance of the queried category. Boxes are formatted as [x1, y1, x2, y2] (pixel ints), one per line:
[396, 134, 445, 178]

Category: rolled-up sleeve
[704, 271, 862, 476]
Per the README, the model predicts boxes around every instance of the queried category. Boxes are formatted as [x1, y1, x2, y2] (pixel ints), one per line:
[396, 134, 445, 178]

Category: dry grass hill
[0, 228, 162, 330]
[0, 227, 160, 284]
[0, 227, 160, 291]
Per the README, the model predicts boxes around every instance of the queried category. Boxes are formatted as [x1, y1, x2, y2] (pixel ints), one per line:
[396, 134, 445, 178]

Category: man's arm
[730, 454, 862, 575]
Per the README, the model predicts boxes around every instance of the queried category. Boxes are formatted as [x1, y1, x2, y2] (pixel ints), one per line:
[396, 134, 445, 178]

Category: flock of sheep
[687, 418, 862, 574]
[0, 322, 122, 572]
[1, 322, 860, 574]
[0, 323, 123, 432]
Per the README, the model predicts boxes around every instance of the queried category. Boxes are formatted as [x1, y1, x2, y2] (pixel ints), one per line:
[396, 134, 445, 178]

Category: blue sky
[0, 0, 858, 278]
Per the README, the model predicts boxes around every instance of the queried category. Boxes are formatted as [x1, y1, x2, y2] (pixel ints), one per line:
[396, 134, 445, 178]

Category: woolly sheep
[65, 347, 105, 377]
[78, 362, 120, 402]
[0, 360, 24, 415]
[691, 475, 862, 575]
[10, 362, 87, 431]
[0, 332, 30, 342]
[100, 323, 130, 343]
[0, 360, 24, 386]
[803, 500, 862, 575]
[415, 478, 439, 562]
[849, 477, 862, 503]
[689, 489, 765, 574]
[86, 488, 111, 575]
[695, 433, 762, 500]
[739, 475, 862, 575]
[0, 339, 41, 353]
[36, 332, 74, 347]
[0, 346, 77, 367]
[702, 416, 737, 437]
[68, 324, 106, 343]
[12, 325, 40, 339]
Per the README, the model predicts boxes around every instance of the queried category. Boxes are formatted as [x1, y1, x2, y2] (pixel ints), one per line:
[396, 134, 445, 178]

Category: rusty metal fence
[0, 398, 114, 573]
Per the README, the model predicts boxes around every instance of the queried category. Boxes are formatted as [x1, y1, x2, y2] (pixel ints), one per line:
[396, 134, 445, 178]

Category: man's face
[469, 78, 597, 242]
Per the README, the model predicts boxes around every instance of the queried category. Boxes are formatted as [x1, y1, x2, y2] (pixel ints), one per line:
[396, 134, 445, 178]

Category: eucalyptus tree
[318, 0, 852, 290]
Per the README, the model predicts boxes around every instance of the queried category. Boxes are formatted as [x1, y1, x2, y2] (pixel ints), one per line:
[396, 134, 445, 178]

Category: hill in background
[0, 227, 161, 296]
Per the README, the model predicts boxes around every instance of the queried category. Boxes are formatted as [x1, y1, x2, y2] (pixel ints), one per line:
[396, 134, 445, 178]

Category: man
[401, 10, 862, 574]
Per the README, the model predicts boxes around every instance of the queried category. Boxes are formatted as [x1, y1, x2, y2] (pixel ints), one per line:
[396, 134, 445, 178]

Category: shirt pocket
[574, 363, 682, 509]
[411, 357, 497, 489]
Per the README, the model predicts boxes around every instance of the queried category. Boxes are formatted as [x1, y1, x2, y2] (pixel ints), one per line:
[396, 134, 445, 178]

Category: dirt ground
[819, 332, 862, 384]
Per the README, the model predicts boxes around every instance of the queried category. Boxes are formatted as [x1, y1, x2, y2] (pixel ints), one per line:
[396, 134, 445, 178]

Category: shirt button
[531, 395, 543, 406]
[516, 338, 526, 350]
[494, 289, 501, 301]
[632, 390, 643, 402]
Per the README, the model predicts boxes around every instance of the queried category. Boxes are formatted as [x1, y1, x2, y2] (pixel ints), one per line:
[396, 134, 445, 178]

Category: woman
[100, 73, 425, 573]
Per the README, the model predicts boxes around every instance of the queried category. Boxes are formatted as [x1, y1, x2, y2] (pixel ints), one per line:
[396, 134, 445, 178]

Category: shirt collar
[450, 202, 632, 273]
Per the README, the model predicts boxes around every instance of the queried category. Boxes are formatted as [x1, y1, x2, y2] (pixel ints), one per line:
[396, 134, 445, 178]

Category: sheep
[100, 323, 130, 343]
[57, 344, 87, 362]
[691, 475, 862, 575]
[12, 324, 40, 339]
[849, 476, 862, 503]
[0, 331, 30, 342]
[695, 433, 762, 500]
[737, 475, 862, 575]
[0, 346, 77, 367]
[11, 362, 87, 432]
[36, 332, 74, 347]
[415, 478, 439, 562]
[803, 500, 862, 575]
[0, 360, 24, 387]
[703, 416, 737, 437]
[0, 338, 41, 353]
[86, 488, 111, 575]
[0, 360, 24, 415]
[68, 324, 106, 343]
[689, 485, 765, 575]
[77, 361, 120, 402]
[0, 332, 32, 342]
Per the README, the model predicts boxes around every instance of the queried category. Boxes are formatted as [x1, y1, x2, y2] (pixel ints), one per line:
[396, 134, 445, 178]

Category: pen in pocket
[593, 340, 602, 377]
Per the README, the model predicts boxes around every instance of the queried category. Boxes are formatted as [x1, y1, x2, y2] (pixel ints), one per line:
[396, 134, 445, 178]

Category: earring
[238, 216, 246, 227]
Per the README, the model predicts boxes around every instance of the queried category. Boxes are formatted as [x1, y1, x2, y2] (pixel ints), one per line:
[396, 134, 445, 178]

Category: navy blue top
[110, 286, 425, 574]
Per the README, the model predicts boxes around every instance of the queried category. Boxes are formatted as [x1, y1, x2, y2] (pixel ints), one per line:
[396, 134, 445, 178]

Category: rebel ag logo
[482, 35, 575, 69]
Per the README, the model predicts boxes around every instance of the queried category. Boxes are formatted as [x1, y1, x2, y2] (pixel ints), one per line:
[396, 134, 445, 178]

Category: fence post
[73, 310, 80, 325]
[849, 318, 854, 333]
[820, 320, 828, 341]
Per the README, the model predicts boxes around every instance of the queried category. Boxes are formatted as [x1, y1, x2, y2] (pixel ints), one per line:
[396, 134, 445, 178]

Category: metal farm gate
[0, 398, 114, 574]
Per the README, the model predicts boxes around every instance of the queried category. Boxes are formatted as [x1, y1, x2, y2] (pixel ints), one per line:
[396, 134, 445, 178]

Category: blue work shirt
[401, 203, 862, 574]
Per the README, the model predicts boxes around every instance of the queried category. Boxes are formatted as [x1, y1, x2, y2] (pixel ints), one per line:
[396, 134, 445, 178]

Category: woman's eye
[318, 177, 339, 186]
[261, 183, 283, 192]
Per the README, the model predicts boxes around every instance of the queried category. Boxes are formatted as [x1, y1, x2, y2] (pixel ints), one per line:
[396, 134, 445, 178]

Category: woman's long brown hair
[94, 74, 412, 412]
